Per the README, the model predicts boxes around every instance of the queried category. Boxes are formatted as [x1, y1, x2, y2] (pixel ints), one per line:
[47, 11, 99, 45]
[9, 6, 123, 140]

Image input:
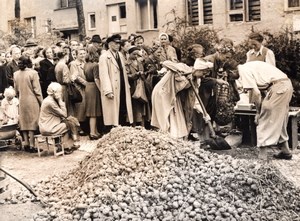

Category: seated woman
[39, 82, 80, 154]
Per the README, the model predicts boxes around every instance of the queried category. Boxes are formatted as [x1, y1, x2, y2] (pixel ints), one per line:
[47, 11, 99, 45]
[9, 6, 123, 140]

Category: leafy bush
[163, 9, 219, 60]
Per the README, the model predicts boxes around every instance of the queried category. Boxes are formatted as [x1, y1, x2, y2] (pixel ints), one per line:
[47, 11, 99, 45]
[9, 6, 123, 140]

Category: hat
[248, 32, 264, 43]
[91, 34, 101, 43]
[24, 38, 38, 47]
[128, 46, 140, 54]
[106, 34, 122, 44]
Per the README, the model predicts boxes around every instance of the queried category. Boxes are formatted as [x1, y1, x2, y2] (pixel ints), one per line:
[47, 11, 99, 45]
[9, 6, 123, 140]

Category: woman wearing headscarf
[126, 46, 151, 127]
[39, 82, 80, 154]
[14, 55, 43, 153]
[159, 33, 178, 62]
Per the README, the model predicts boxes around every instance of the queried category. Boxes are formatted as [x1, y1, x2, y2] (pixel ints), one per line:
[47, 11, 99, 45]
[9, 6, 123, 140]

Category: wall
[1, 0, 300, 47]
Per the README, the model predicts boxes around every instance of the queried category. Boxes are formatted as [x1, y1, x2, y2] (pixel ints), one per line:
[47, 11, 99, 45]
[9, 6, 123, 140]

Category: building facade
[1, 0, 300, 45]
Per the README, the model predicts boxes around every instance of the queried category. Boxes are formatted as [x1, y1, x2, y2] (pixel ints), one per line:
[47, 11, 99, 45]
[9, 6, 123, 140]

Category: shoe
[64, 148, 73, 155]
[273, 152, 292, 160]
[24, 145, 31, 152]
[89, 134, 101, 140]
[188, 134, 199, 142]
[79, 130, 87, 136]
[72, 143, 80, 150]
[29, 146, 40, 153]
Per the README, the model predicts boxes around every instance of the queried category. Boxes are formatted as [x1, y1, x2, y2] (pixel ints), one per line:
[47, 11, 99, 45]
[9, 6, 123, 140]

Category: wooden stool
[34, 134, 64, 157]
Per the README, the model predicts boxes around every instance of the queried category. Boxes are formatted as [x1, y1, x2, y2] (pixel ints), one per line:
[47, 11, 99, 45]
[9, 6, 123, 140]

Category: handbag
[215, 83, 235, 126]
[132, 78, 148, 103]
[67, 83, 82, 103]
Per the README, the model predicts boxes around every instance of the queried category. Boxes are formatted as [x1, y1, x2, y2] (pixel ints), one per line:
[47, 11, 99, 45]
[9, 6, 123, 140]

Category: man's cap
[91, 34, 101, 43]
[24, 38, 38, 48]
[106, 34, 122, 44]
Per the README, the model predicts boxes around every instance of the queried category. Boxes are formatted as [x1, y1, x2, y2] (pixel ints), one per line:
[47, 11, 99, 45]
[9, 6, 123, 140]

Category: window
[228, 0, 261, 22]
[88, 13, 96, 30]
[136, 0, 158, 30]
[60, 0, 76, 8]
[285, 0, 300, 11]
[187, 0, 213, 26]
[61, 0, 68, 8]
[119, 3, 126, 19]
[24, 17, 36, 38]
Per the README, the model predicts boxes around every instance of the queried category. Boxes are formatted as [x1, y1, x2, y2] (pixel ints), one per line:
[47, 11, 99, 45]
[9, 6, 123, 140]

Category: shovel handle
[187, 78, 217, 137]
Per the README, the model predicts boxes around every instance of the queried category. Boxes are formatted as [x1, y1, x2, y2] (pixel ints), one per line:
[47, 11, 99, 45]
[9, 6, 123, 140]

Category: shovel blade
[204, 136, 231, 150]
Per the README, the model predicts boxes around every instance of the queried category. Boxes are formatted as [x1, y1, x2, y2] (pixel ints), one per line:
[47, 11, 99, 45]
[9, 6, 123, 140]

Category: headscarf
[159, 33, 169, 41]
[47, 82, 62, 95]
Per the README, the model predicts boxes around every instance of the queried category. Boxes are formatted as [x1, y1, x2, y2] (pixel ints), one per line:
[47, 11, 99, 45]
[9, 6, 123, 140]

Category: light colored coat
[39, 96, 68, 136]
[99, 50, 133, 126]
[14, 68, 43, 131]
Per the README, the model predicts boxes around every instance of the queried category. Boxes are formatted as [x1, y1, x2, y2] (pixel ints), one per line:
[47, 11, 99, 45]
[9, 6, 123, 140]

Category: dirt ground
[0, 138, 299, 221]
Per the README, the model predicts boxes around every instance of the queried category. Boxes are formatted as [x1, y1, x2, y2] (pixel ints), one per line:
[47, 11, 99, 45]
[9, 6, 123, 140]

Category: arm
[99, 55, 113, 96]
[62, 65, 71, 84]
[265, 50, 276, 66]
[48, 98, 68, 118]
[32, 71, 43, 106]
[93, 64, 101, 92]
[249, 87, 262, 113]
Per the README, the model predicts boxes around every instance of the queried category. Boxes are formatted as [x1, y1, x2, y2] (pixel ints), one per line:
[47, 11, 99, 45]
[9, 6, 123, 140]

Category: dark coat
[6, 60, 19, 87]
[39, 59, 55, 98]
[0, 65, 8, 94]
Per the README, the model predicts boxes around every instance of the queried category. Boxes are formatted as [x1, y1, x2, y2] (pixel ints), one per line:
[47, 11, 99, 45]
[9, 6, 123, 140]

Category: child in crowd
[0, 86, 19, 125]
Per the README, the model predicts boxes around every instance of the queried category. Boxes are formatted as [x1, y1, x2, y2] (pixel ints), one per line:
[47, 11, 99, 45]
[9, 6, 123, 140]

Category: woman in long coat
[69, 47, 87, 133]
[14, 55, 43, 152]
[99, 35, 133, 127]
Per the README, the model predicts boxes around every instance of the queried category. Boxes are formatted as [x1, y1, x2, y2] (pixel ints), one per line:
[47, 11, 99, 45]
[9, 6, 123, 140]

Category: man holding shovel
[237, 61, 293, 160]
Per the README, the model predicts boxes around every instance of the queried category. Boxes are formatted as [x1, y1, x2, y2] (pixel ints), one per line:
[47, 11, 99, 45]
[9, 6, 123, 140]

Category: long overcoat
[14, 68, 43, 131]
[99, 50, 133, 126]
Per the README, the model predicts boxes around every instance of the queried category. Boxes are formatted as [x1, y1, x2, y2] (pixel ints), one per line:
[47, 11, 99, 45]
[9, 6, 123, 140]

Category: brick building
[1, 0, 300, 45]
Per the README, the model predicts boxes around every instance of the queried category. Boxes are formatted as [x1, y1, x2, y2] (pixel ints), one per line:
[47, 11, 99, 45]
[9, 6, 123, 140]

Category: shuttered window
[289, 0, 300, 7]
[284, 0, 300, 11]
[187, 0, 213, 26]
[60, 0, 76, 8]
[228, 0, 261, 22]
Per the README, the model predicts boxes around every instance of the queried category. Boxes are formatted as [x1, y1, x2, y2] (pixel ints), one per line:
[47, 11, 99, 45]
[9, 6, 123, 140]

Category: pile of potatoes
[12, 127, 300, 220]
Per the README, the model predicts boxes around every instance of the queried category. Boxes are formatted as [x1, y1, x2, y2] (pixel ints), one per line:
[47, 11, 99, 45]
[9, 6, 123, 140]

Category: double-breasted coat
[99, 50, 133, 126]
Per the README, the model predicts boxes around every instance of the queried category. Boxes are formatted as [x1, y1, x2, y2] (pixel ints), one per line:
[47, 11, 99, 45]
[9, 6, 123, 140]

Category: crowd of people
[0, 31, 294, 160]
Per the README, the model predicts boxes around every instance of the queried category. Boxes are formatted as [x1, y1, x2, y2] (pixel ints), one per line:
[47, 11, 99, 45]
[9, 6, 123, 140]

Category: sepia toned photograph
[0, 0, 300, 220]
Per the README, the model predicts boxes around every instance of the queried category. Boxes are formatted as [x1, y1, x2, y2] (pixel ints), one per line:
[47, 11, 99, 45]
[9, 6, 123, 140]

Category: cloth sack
[67, 83, 82, 103]
[132, 78, 148, 103]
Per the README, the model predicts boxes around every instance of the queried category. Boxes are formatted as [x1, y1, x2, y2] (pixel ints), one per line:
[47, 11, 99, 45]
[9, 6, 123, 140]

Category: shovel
[0, 167, 48, 207]
[187, 78, 231, 150]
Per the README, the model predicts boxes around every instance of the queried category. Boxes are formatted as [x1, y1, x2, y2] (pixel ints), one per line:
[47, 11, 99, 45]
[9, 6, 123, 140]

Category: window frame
[60, 0, 68, 8]
[186, 0, 213, 26]
[227, 0, 261, 23]
[24, 17, 37, 38]
[136, 0, 158, 31]
[284, 0, 300, 11]
[88, 12, 96, 30]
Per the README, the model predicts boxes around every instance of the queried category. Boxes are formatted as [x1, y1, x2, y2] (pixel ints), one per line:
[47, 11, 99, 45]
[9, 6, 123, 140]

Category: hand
[216, 79, 229, 85]
[106, 93, 114, 99]
[254, 113, 259, 125]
